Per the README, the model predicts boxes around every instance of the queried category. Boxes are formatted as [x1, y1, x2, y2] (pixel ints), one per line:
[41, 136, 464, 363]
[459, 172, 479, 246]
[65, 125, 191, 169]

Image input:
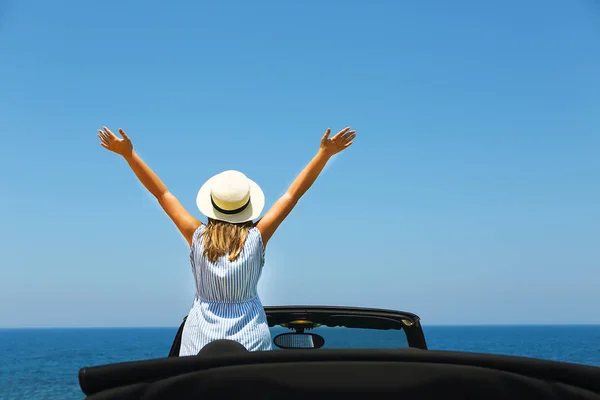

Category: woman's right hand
[98, 126, 133, 157]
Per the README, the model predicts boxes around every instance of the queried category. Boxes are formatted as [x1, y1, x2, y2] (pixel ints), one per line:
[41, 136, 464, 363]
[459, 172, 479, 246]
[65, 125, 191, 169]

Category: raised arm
[97, 126, 201, 246]
[256, 126, 356, 247]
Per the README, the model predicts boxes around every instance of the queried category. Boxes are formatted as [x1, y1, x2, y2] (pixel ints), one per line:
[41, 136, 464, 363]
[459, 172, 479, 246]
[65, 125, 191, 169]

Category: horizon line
[2, 323, 600, 330]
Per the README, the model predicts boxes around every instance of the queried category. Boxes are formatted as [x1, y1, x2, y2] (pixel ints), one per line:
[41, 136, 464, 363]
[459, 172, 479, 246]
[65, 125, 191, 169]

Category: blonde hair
[202, 218, 254, 263]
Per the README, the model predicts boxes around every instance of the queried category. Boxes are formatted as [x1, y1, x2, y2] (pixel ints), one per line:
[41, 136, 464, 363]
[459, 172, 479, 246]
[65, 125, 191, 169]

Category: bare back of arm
[257, 127, 356, 247]
[98, 127, 202, 247]
[123, 151, 202, 246]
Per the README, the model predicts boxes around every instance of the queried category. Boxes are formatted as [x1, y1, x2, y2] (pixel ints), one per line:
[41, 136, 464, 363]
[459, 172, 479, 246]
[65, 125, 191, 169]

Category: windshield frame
[265, 305, 428, 350]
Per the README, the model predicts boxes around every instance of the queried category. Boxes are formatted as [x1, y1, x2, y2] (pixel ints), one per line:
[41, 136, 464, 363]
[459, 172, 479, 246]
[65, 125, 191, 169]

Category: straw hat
[196, 170, 265, 224]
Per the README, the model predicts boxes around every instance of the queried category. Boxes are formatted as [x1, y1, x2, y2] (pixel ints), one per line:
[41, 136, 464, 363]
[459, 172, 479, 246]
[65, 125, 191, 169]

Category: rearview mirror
[273, 332, 325, 349]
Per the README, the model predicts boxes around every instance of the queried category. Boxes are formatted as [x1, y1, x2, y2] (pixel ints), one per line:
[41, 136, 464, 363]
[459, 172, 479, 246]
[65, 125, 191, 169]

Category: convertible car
[78, 306, 600, 399]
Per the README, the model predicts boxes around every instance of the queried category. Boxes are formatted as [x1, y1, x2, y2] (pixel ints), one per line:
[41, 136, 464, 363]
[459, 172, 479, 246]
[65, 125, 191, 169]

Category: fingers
[336, 128, 356, 153]
[102, 126, 118, 139]
[321, 126, 356, 154]
[97, 132, 110, 150]
[118, 128, 130, 140]
[332, 129, 356, 148]
[339, 129, 356, 143]
[97, 130, 111, 144]
[331, 126, 351, 140]
[97, 126, 130, 146]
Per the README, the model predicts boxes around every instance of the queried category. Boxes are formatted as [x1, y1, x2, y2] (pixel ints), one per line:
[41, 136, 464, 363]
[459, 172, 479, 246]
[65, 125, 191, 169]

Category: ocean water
[1, 325, 600, 399]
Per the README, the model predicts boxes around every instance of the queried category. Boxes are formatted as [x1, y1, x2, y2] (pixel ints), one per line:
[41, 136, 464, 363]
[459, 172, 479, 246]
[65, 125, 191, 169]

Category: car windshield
[269, 325, 409, 350]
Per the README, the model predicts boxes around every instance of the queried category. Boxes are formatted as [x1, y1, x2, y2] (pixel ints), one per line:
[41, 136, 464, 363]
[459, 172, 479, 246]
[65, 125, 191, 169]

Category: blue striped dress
[179, 224, 272, 356]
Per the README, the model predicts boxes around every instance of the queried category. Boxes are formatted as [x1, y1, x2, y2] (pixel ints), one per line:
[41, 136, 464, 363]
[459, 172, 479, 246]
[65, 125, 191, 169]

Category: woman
[97, 125, 356, 355]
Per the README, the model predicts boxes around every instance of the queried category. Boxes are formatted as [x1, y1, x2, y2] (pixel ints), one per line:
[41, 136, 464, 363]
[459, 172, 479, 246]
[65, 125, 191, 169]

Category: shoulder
[249, 226, 265, 253]
[192, 223, 206, 243]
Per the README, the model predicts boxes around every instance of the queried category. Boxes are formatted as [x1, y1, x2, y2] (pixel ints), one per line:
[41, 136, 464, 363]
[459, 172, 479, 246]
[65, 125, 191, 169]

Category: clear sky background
[0, 0, 599, 327]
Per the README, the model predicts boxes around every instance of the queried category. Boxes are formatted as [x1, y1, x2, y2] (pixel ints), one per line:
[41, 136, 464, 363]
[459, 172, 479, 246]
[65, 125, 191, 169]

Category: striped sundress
[179, 224, 272, 356]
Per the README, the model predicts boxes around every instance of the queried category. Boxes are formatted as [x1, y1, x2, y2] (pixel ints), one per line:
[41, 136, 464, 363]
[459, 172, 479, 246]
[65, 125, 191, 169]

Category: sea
[2, 325, 600, 399]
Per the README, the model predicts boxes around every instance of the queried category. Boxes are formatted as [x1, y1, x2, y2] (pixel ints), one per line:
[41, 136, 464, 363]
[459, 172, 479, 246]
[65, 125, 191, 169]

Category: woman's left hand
[319, 126, 356, 157]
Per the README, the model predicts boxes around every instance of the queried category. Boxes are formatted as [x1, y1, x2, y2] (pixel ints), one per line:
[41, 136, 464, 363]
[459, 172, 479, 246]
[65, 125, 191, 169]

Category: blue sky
[0, 0, 599, 327]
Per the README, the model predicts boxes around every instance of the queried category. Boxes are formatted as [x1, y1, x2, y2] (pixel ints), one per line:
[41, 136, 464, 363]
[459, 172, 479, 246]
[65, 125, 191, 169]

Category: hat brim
[196, 175, 265, 224]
